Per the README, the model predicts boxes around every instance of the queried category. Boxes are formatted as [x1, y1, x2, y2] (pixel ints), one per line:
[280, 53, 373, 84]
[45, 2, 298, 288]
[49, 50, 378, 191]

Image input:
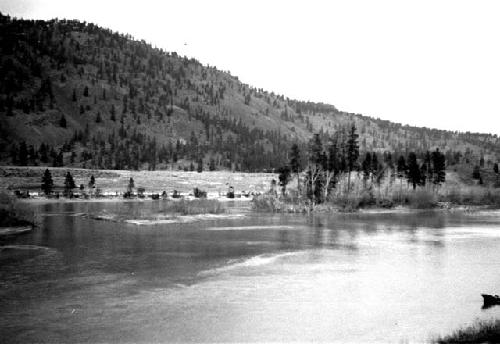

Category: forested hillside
[1, 13, 499, 172]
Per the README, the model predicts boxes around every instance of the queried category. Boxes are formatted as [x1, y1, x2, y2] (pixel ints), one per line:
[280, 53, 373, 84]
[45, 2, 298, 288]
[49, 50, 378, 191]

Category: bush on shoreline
[407, 189, 437, 209]
[432, 319, 500, 343]
[252, 184, 500, 213]
[441, 186, 500, 207]
[0, 191, 35, 227]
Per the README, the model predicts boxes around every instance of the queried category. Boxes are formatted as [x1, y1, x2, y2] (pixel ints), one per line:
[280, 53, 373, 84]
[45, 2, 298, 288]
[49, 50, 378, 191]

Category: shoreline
[13, 195, 500, 215]
[16, 195, 254, 204]
[251, 194, 500, 214]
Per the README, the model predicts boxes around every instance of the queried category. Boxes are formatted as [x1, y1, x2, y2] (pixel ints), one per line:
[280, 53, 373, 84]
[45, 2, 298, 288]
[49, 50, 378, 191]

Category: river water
[1, 201, 500, 343]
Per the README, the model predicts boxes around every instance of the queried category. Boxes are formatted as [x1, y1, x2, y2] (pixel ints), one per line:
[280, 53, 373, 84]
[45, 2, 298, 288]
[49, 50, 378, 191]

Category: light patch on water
[0, 226, 32, 236]
[204, 225, 297, 231]
[0, 244, 51, 252]
[40, 212, 87, 217]
[198, 251, 304, 277]
[155, 252, 203, 258]
[443, 226, 500, 240]
[90, 214, 118, 222]
[126, 213, 246, 225]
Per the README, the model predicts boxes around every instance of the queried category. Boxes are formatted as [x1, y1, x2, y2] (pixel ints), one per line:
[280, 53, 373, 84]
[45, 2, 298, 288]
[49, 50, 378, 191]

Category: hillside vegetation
[1, 12, 500, 173]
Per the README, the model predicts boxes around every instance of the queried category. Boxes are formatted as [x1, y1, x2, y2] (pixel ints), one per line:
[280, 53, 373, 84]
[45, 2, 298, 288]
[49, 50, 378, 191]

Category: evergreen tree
[39, 143, 49, 163]
[371, 152, 379, 182]
[424, 151, 433, 182]
[95, 111, 102, 123]
[396, 155, 407, 201]
[385, 152, 394, 171]
[72, 88, 77, 102]
[431, 148, 446, 185]
[55, 151, 64, 167]
[346, 124, 359, 194]
[18, 141, 28, 166]
[472, 165, 481, 180]
[407, 152, 421, 190]
[310, 134, 323, 165]
[10, 145, 18, 165]
[278, 165, 291, 196]
[306, 134, 324, 203]
[362, 152, 372, 183]
[127, 177, 135, 194]
[59, 114, 67, 128]
[28, 145, 37, 165]
[289, 143, 303, 193]
[41, 169, 53, 195]
[420, 162, 428, 187]
[397, 156, 407, 180]
[209, 158, 216, 171]
[110, 104, 116, 121]
[64, 171, 76, 197]
[494, 162, 499, 185]
[89, 175, 96, 189]
[197, 158, 203, 173]
[83, 86, 89, 97]
[324, 137, 340, 199]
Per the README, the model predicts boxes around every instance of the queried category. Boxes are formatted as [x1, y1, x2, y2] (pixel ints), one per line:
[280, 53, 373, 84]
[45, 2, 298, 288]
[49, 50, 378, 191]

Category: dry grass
[160, 199, 225, 215]
[0, 166, 277, 196]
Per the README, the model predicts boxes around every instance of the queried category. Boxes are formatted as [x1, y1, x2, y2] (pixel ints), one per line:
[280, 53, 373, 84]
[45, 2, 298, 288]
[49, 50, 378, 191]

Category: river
[1, 201, 499, 342]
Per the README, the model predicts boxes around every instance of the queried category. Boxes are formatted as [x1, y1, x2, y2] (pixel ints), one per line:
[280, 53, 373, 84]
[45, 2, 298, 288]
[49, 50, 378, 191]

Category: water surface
[1, 202, 500, 342]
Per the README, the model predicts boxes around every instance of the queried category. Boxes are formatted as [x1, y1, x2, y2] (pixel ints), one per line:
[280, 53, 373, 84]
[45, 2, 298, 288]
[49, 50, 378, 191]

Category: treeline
[7, 120, 288, 171]
[278, 124, 447, 205]
[40, 168, 98, 197]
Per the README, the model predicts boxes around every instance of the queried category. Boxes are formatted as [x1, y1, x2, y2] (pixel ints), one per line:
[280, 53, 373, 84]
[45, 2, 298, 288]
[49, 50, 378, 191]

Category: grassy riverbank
[0, 166, 276, 197]
[252, 185, 500, 213]
[3, 166, 500, 212]
[160, 199, 225, 215]
[0, 192, 34, 229]
[433, 319, 500, 343]
[85, 198, 229, 225]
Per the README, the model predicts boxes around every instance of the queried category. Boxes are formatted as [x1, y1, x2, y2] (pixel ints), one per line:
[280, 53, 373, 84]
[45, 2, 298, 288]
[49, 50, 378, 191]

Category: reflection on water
[1, 202, 500, 342]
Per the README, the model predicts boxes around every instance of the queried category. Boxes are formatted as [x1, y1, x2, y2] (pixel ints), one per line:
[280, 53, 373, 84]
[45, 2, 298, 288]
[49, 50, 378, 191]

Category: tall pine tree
[41, 169, 53, 195]
[346, 124, 359, 194]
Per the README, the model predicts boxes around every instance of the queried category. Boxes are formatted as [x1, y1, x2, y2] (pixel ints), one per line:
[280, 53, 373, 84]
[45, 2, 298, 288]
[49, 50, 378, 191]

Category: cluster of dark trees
[278, 125, 447, 204]
[41, 169, 97, 197]
[11, 142, 64, 167]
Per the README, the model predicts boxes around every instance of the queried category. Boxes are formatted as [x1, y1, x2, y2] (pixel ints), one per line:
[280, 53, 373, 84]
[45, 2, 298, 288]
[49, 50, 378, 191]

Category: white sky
[2, 0, 500, 135]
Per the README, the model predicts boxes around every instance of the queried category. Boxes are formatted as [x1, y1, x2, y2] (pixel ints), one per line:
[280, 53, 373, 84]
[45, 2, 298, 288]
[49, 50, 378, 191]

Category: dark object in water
[482, 294, 500, 307]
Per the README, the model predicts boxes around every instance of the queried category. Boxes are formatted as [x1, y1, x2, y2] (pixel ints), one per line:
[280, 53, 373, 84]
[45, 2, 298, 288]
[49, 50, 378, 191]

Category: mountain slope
[0, 13, 499, 171]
